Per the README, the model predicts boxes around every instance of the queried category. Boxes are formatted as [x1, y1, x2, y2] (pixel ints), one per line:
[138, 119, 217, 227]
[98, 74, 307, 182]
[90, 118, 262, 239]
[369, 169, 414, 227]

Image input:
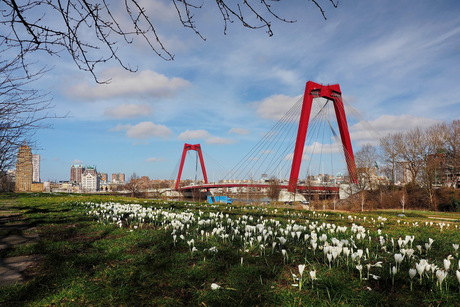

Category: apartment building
[15, 144, 33, 192]
[81, 166, 99, 192]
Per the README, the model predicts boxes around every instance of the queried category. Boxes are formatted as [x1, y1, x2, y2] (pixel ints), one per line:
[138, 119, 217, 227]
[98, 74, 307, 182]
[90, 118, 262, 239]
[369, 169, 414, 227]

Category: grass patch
[1, 194, 460, 306]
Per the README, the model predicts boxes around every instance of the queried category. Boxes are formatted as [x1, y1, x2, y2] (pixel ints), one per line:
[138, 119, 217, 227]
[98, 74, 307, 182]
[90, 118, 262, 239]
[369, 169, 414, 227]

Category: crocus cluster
[76, 200, 460, 294]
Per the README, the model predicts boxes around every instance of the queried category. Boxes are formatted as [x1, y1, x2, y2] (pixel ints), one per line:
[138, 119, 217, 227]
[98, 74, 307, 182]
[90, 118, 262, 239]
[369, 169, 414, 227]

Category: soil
[0, 211, 41, 287]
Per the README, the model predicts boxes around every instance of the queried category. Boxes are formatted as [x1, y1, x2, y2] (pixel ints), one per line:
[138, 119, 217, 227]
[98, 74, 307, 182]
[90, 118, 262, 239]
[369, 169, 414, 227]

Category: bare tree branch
[0, 0, 338, 82]
[0, 42, 65, 187]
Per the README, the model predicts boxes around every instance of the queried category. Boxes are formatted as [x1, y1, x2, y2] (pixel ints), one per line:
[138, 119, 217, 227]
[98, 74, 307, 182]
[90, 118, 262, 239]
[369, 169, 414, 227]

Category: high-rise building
[70, 165, 85, 184]
[32, 154, 40, 183]
[81, 166, 99, 192]
[111, 173, 125, 183]
[15, 144, 33, 192]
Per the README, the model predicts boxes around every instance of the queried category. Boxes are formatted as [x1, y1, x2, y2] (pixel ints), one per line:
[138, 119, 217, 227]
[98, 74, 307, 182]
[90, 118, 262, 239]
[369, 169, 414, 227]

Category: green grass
[1, 193, 460, 306]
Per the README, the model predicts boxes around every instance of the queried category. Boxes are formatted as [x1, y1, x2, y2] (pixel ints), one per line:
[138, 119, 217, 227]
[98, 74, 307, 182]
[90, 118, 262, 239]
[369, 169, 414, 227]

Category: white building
[32, 154, 40, 182]
[81, 166, 99, 192]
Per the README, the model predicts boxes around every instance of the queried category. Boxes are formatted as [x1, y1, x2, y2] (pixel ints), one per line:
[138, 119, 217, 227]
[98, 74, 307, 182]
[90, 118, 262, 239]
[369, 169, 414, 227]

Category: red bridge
[178, 183, 339, 193]
[174, 81, 356, 197]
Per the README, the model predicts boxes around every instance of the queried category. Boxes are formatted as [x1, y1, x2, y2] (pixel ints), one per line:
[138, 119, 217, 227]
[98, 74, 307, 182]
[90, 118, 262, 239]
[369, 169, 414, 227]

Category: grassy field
[1, 193, 460, 306]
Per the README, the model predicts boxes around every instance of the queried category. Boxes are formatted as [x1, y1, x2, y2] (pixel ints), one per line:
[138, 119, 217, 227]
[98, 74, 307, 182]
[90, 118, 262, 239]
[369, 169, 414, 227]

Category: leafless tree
[1, 0, 339, 82]
[353, 144, 380, 211]
[125, 172, 141, 197]
[379, 132, 403, 185]
[377, 122, 459, 209]
[354, 143, 379, 191]
[0, 45, 60, 190]
[267, 176, 280, 201]
[418, 124, 450, 208]
[443, 120, 460, 187]
[396, 127, 431, 186]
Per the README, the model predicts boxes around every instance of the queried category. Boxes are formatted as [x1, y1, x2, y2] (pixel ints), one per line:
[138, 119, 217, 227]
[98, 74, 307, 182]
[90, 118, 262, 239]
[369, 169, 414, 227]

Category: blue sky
[23, 0, 460, 182]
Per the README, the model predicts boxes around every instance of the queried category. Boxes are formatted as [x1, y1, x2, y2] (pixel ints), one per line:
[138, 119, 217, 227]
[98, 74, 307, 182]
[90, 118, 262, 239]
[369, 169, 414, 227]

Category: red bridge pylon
[175, 143, 209, 190]
[288, 81, 357, 192]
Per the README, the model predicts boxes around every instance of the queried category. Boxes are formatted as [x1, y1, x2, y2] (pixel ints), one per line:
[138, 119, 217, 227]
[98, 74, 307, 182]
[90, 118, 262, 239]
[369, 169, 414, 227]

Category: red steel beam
[288, 81, 357, 192]
[175, 143, 209, 190]
[178, 183, 339, 192]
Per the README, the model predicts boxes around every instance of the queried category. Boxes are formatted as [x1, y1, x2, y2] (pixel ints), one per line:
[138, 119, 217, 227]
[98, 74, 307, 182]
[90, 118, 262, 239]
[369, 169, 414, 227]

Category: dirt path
[0, 210, 41, 287]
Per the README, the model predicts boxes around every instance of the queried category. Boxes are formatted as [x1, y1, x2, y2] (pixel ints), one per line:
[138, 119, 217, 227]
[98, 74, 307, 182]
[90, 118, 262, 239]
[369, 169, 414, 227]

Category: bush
[437, 188, 460, 212]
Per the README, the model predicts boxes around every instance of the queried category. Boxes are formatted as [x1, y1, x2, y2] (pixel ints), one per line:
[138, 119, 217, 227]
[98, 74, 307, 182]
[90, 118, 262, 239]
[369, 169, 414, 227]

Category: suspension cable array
[223, 81, 357, 192]
[175, 82, 357, 193]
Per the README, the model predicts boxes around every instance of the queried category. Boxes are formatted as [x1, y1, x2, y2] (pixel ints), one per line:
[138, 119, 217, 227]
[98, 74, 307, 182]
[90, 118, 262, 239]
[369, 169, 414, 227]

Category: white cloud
[270, 67, 300, 86]
[178, 129, 211, 140]
[111, 121, 172, 139]
[206, 136, 235, 144]
[228, 127, 250, 135]
[304, 142, 342, 154]
[350, 114, 440, 146]
[254, 94, 302, 120]
[66, 68, 190, 100]
[254, 94, 335, 122]
[104, 104, 152, 119]
[178, 129, 234, 144]
[283, 142, 341, 161]
[141, 0, 177, 22]
[283, 152, 309, 161]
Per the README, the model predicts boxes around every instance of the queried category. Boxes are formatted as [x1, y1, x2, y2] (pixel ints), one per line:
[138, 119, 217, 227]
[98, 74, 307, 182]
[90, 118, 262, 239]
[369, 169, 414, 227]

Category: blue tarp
[207, 196, 232, 204]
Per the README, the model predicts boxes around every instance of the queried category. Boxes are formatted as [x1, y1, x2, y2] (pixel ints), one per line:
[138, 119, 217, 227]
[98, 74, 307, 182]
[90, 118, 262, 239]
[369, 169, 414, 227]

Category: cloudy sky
[19, 0, 460, 182]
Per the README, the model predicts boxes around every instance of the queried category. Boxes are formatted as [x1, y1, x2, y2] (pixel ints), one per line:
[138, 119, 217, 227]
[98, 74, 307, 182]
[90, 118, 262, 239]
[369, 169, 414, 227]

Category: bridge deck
[177, 183, 339, 192]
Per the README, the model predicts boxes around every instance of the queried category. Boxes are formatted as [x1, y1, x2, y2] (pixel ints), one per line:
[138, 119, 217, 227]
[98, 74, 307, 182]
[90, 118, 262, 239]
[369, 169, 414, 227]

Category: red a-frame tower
[288, 81, 357, 192]
[175, 143, 209, 190]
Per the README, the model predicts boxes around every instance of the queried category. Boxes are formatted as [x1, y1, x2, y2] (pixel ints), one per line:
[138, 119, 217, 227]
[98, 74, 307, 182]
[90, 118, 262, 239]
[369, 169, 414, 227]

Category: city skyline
[21, 1, 460, 182]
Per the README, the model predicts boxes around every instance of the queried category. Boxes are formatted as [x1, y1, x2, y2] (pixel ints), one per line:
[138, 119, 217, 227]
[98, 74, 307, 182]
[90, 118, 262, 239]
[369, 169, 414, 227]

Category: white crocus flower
[394, 253, 404, 272]
[272, 242, 277, 252]
[424, 242, 430, 251]
[426, 238, 434, 253]
[298, 264, 306, 290]
[409, 268, 417, 291]
[211, 283, 221, 290]
[391, 266, 397, 286]
[397, 237, 403, 248]
[281, 249, 288, 263]
[356, 264, 363, 280]
[406, 249, 414, 261]
[409, 268, 417, 279]
[311, 240, 318, 254]
[444, 258, 451, 271]
[416, 259, 428, 282]
[436, 270, 448, 291]
[298, 264, 305, 277]
[453, 244, 459, 256]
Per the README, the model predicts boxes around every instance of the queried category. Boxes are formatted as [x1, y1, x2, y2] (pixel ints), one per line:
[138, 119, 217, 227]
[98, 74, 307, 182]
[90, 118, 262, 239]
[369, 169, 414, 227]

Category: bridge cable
[224, 96, 303, 181]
